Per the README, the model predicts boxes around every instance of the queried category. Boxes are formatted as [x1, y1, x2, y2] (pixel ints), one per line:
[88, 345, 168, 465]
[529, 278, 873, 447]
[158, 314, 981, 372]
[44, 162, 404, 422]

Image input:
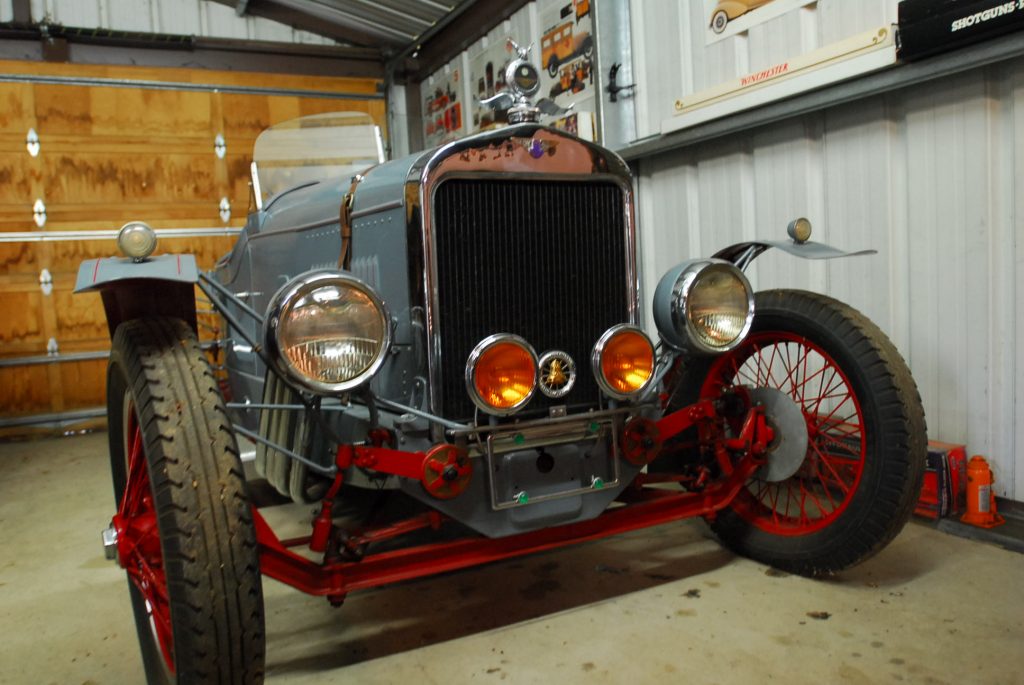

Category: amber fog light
[591, 325, 655, 400]
[466, 334, 538, 415]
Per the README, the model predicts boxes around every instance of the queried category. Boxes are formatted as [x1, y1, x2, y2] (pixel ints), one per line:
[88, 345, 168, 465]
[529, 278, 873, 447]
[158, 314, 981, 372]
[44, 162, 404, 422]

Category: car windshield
[251, 111, 384, 208]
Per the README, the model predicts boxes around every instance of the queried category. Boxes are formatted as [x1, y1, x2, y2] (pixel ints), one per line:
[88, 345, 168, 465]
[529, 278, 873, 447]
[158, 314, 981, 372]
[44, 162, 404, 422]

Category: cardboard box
[915, 441, 968, 519]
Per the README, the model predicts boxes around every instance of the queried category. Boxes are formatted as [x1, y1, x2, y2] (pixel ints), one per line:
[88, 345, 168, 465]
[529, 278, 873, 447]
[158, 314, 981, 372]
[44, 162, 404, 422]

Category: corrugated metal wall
[0, 0, 335, 44]
[631, 0, 1023, 498]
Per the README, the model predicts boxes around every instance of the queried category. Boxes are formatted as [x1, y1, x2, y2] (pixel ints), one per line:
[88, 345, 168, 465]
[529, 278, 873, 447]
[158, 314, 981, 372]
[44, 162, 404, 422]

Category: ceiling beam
[206, 0, 384, 47]
[396, 0, 532, 82]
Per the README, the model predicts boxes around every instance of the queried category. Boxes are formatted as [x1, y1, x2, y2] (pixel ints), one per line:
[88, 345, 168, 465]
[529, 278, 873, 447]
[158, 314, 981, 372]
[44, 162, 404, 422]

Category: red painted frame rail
[254, 457, 760, 599]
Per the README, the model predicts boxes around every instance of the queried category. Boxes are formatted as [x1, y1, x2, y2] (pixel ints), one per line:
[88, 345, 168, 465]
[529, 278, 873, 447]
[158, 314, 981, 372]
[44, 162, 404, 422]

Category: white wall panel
[637, 60, 1024, 498]
[153, 0, 202, 35]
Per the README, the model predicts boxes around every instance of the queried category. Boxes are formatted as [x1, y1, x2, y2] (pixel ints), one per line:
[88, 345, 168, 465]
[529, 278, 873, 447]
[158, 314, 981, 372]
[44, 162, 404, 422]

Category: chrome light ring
[264, 270, 391, 395]
[653, 259, 755, 355]
[590, 324, 656, 401]
[537, 350, 577, 399]
[465, 333, 539, 416]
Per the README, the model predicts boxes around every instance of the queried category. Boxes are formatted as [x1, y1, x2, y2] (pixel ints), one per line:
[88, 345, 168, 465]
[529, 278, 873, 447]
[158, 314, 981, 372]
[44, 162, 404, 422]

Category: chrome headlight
[265, 271, 390, 394]
[653, 259, 754, 354]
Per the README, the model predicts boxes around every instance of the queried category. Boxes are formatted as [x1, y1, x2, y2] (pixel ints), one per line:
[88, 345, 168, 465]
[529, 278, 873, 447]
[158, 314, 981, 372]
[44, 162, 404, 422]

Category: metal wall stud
[219, 197, 231, 223]
[214, 133, 226, 159]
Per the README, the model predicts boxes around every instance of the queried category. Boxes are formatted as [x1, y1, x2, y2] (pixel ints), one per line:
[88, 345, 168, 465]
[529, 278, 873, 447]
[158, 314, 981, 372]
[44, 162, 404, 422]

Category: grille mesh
[433, 178, 630, 420]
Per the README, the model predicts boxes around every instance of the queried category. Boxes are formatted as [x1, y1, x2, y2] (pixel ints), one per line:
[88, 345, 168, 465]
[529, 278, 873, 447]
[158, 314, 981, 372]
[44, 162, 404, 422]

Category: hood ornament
[479, 39, 573, 124]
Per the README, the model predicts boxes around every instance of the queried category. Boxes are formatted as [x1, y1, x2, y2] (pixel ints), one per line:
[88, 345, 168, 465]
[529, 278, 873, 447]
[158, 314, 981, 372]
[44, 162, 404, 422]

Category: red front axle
[254, 398, 773, 602]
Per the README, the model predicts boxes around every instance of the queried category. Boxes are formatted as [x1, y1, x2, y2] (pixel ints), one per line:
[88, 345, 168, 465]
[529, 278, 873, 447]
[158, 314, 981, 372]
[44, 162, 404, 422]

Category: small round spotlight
[787, 217, 812, 243]
[466, 334, 538, 416]
[117, 221, 157, 261]
[591, 325, 655, 400]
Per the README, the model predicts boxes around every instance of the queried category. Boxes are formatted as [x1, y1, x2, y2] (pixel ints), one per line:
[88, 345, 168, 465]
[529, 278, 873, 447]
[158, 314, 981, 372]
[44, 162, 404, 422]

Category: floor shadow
[262, 522, 734, 675]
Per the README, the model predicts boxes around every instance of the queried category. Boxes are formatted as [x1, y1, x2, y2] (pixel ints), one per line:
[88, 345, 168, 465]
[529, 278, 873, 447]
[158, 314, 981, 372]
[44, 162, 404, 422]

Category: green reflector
[592, 477, 604, 490]
[514, 433, 525, 445]
[515, 491, 529, 504]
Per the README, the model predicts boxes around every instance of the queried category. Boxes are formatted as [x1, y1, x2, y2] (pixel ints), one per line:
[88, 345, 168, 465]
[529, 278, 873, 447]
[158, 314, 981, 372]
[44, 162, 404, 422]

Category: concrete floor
[1, 432, 1021, 685]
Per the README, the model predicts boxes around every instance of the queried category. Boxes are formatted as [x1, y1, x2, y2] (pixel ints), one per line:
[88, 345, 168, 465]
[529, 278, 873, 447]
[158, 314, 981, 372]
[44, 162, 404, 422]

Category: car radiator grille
[433, 178, 630, 420]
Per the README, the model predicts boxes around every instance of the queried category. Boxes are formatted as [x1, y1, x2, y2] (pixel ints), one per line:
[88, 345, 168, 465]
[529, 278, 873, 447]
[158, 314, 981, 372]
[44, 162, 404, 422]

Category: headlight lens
[591, 325, 655, 400]
[466, 334, 538, 415]
[265, 271, 390, 394]
[653, 259, 754, 354]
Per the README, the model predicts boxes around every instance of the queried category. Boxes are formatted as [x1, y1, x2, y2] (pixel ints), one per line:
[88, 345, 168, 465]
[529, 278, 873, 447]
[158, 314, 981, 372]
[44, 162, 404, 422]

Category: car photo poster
[537, 0, 596, 140]
[422, 58, 466, 148]
[704, 0, 815, 43]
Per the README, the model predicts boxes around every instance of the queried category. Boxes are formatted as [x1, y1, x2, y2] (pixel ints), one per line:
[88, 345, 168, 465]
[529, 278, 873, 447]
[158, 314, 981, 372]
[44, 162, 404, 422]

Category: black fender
[74, 254, 199, 337]
[712, 239, 876, 271]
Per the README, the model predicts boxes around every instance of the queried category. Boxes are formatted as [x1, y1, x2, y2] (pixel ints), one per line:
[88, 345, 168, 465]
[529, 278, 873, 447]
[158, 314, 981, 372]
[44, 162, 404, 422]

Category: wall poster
[703, 0, 816, 43]
[537, 0, 597, 140]
[421, 58, 466, 148]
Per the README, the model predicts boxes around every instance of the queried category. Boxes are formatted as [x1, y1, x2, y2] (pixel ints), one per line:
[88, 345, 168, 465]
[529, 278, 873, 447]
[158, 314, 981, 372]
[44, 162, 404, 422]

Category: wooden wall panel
[0, 59, 384, 425]
[0, 366, 52, 415]
[59, 359, 107, 410]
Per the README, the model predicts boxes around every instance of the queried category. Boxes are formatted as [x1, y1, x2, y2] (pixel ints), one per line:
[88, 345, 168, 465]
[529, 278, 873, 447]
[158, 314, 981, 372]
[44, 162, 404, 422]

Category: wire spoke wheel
[703, 333, 866, 535]
[107, 317, 265, 684]
[672, 290, 926, 576]
[116, 401, 175, 672]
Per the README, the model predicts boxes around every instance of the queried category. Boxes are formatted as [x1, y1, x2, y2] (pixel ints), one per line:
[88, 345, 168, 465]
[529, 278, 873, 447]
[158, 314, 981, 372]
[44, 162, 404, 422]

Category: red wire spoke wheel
[701, 332, 866, 535]
[107, 317, 265, 684]
[676, 290, 926, 576]
[113, 402, 175, 671]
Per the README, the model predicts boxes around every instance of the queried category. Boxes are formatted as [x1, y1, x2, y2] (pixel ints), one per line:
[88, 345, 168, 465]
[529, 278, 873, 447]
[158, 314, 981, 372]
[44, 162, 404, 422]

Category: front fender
[75, 254, 199, 337]
[712, 239, 876, 270]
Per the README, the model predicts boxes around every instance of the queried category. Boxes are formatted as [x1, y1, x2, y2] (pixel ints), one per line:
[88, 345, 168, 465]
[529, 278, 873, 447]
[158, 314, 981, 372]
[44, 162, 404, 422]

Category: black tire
[673, 290, 926, 576]
[107, 317, 265, 684]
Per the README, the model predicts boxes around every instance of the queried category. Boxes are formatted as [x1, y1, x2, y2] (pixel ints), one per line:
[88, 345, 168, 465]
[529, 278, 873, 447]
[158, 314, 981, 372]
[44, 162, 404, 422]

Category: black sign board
[898, 0, 1024, 61]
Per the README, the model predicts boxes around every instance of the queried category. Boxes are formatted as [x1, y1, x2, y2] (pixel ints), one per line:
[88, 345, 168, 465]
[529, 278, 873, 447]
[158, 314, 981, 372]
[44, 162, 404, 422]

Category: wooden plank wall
[0, 59, 384, 421]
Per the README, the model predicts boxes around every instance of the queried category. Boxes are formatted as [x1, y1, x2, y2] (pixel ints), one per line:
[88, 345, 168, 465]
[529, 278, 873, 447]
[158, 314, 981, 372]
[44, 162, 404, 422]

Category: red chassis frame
[253, 399, 773, 603]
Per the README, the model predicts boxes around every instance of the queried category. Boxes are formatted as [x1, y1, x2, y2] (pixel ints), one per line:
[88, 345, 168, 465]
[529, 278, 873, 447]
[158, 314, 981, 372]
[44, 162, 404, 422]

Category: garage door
[0, 58, 384, 433]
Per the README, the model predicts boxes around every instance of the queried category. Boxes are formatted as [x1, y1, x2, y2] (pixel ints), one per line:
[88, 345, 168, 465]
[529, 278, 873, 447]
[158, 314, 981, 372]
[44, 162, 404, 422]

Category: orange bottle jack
[960, 456, 1005, 528]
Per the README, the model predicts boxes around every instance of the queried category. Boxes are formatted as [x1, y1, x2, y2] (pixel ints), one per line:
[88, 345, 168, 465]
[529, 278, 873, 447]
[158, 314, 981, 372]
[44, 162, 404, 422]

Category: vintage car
[76, 44, 925, 684]
[710, 0, 774, 33]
